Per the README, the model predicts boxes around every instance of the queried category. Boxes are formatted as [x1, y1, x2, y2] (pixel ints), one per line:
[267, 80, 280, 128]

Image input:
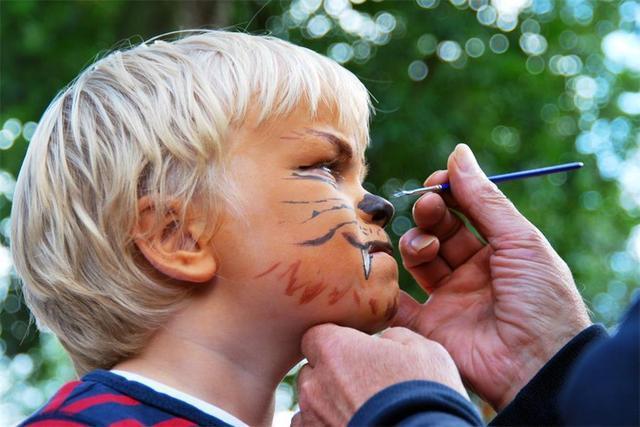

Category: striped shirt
[20, 369, 234, 427]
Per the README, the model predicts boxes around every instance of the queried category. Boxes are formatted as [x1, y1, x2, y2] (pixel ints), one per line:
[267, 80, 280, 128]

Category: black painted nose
[357, 193, 395, 228]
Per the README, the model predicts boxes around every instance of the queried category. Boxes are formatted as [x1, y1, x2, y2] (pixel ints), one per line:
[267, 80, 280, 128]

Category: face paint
[279, 260, 303, 297]
[357, 193, 395, 227]
[284, 172, 338, 188]
[280, 198, 344, 204]
[296, 220, 357, 246]
[369, 298, 379, 315]
[327, 285, 351, 305]
[301, 204, 352, 223]
[341, 231, 393, 280]
[252, 258, 348, 306]
[253, 261, 281, 279]
[384, 296, 399, 320]
[213, 106, 398, 333]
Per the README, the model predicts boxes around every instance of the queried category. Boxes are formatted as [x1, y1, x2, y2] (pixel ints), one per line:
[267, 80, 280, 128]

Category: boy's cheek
[256, 251, 399, 331]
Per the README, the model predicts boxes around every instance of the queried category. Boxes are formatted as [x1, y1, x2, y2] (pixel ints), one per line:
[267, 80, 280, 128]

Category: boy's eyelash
[299, 161, 342, 179]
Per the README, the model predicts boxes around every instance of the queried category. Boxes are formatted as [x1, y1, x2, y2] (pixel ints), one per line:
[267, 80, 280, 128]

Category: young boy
[12, 30, 400, 426]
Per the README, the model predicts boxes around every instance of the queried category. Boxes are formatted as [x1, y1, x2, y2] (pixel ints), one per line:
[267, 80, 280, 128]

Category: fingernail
[454, 144, 478, 173]
[410, 235, 436, 252]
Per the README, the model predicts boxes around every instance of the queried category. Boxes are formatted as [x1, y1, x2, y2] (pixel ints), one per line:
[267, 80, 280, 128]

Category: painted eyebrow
[303, 128, 354, 161]
[306, 129, 369, 182]
[281, 128, 369, 182]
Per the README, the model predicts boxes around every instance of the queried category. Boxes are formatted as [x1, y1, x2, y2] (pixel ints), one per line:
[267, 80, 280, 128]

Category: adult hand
[294, 324, 467, 427]
[395, 144, 591, 410]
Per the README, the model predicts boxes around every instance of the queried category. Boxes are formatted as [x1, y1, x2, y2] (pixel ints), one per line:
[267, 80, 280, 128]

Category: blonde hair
[10, 30, 372, 375]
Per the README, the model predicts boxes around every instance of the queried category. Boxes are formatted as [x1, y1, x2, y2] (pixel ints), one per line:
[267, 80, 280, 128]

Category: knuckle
[380, 326, 402, 339]
[493, 225, 549, 251]
[425, 338, 448, 355]
[298, 381, 315, 409]
[301, 328, 318, 352]
[476, 182, 506, 206]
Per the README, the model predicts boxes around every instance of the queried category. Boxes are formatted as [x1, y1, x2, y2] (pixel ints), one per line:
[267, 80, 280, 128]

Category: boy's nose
[357, 193, 395, 228]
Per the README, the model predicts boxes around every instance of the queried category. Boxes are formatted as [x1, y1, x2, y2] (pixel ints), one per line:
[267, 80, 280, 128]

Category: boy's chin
[336, 287, 400, 335]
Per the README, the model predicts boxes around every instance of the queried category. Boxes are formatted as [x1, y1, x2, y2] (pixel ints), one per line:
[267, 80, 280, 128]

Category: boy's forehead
[281, 127, 353, 152]
[241, 102, 364, 153]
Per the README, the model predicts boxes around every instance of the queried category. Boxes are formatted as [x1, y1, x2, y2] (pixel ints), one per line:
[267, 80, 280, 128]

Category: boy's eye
[299, 161, 342, 180]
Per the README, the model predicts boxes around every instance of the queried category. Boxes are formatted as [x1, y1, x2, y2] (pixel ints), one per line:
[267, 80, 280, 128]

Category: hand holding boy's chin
[313, 267, 401, 335]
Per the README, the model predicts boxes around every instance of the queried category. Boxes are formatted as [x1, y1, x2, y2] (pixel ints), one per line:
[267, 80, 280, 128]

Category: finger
[290, 412, 302, 427]
[405, 257, 452, 293]
[301, 324, 335, 367]
[412, 193, 485, 268]
[299, 410, 327, 427]
[296, 365, 332, 427]
[399, 229, 451, 291]
[424, 169, 448, 186]
[296, 363, 314, 393]
[447, 144, 534, 241]
[424, 170, 459, 208]
[380, 326, 423, 345]
[390, 291, 421, 330]
[399, 228, 440, 268]
[439, 223, 486, 268]
[301, 323, 362, 367]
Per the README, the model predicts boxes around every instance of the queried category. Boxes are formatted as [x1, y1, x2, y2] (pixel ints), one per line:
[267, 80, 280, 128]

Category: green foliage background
[0, 0, 638, 423]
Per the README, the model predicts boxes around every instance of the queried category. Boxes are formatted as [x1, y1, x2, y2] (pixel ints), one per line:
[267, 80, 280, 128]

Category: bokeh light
[437, 40, 462, 62]
[519, 32, 547, 55]
[306, 14, 332, 38]
[525, 55, 545, 74]
[489, 33, 509, 53]
[465, 37, 485, 57]
[416, 0, 440, 9]
[477, 5, 497, 26]
[469, 0, 489, 11]
[408, 60, 429, 81]
[617, 92, 640, 115]
[328, 42, 353, 63]
[417, 33, 438, 55]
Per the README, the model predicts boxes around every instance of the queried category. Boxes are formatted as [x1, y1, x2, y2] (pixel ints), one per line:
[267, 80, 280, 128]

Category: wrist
[493, 321, 593, 411]
[491, 351, 547, 410]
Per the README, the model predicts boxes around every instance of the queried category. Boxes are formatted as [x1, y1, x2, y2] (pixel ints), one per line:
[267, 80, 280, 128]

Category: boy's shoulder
[20, 370, 232, 427]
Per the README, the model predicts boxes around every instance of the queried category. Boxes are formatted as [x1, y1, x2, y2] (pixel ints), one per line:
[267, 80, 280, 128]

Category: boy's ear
[133, 196, 217, 283]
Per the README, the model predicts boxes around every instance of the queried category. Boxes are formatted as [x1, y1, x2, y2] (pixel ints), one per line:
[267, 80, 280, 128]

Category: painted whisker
[283, 173, 337, 188]
[301, 204, 353, 223]
[296, 221, 357, 246]
[280, 197, 344, 204]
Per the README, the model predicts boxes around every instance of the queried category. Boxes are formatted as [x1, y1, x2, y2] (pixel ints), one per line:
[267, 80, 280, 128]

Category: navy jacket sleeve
[348, 381, 483, 426]
[349, 325, 607, 427]
[559, 297, 640, 426]
[351, 298, 639, 427]
[490, 324, 609, 426]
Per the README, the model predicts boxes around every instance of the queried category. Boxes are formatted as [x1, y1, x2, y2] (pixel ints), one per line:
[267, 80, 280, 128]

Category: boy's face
[212, 104, 399, 332]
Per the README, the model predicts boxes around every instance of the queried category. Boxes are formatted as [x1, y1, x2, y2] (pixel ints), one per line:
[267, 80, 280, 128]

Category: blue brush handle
[438, 161, 584, 192]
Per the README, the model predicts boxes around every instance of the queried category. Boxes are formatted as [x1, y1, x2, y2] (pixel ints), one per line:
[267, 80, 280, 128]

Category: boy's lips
[340, 232, 394, 280]
[367, 240, 394, 256]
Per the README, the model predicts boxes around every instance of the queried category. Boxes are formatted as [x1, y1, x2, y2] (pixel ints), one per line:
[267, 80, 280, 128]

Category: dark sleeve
[490, 324, 608, 426]
[559, 298, 640, 426]
[20, 412, 96, 426]
[348, 381, 483, 427]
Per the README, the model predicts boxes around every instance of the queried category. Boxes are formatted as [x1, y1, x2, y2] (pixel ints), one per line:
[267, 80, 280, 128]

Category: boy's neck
[112, 283, 304, 426]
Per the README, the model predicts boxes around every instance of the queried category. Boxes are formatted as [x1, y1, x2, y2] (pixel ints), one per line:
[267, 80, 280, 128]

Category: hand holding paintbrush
[392, 143, 591, 410]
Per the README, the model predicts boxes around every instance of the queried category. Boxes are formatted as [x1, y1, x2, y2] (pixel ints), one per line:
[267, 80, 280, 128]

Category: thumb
[448, 144, 533, 241]
[390, 291, 422, 331]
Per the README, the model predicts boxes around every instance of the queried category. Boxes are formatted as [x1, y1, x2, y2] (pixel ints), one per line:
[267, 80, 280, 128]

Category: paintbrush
[393, 161, 584, 198]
